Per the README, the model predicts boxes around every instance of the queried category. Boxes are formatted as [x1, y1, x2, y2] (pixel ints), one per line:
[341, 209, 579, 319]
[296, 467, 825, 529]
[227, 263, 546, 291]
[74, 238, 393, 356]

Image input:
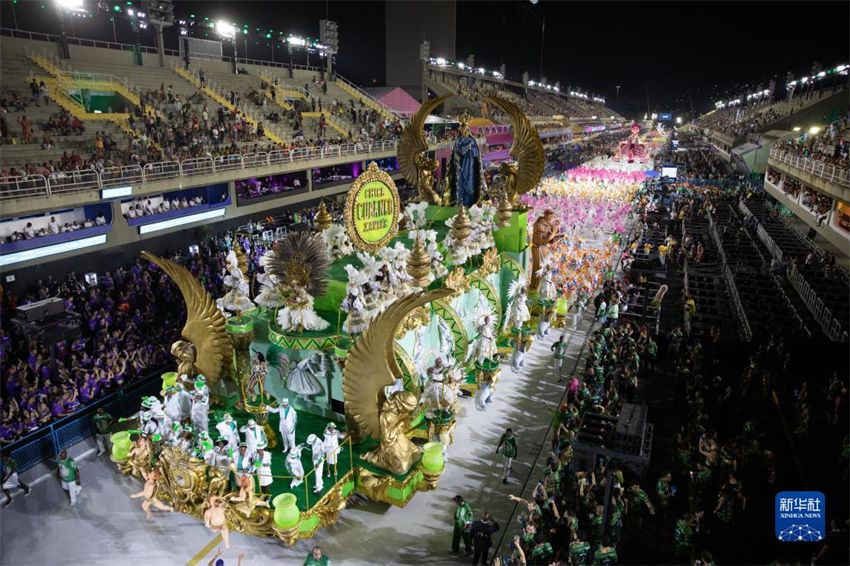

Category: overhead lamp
[287, 35, 306, 47]
[56, 0, 85, 11]
[126, 7, 133, 16]
[809, 126, 820, 135]
[792, 126, 801, 132]
[215, 20, 236, 39]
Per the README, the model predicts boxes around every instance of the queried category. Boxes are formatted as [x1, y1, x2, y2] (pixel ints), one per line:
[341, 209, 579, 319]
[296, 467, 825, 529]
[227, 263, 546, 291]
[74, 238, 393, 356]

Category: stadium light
[676, 117, 683, 124]
[55, 0, 85, 11]
[809, 126, 820, 135]
[215, 20, 236, 39]
[126, 7, 133, 16]
[435, 57, 447, 66]
[792, 127, 801, 132]
[457, 62, 465, 69]
[287, 35, 307, 47]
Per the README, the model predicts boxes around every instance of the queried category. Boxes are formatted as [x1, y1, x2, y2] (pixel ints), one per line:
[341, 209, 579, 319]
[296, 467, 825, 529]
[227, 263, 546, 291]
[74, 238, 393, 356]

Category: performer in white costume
[240, 419, 268, 457]
[306, 434, 326, 493]
[322, 422, 346, 478]
[285, 444, 307, 488]
[252, 447, 273, 494]
[215, 414, 240, 452]
[266, 398, 297, 452]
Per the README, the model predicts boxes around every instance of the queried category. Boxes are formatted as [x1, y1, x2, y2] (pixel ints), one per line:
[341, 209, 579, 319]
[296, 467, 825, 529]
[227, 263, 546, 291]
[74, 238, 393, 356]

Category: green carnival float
[110, 94, 544, 546]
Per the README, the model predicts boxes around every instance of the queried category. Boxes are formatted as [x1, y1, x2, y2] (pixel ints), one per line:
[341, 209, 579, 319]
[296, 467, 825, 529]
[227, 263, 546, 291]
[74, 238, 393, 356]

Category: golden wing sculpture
[398, 94, 452, 205]
[484, 95, 545, 206]
[141, 251, 233, 385]
[343, 288, 453, 443]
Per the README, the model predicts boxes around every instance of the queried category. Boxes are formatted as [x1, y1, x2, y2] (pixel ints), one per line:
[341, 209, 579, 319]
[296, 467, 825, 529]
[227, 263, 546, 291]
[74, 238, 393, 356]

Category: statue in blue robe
[447, 121, 486, 207]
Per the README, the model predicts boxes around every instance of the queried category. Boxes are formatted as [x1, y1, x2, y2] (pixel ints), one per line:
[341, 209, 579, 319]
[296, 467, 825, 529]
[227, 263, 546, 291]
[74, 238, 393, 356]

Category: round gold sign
[344, 161, 401, 253]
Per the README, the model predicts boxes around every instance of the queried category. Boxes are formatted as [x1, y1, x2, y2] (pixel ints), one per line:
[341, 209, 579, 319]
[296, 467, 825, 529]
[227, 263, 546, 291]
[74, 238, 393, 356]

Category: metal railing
[682, 256, 691, 336]
[0, 141, 401, 200]
[739, 202, 846, 341]
[3, 370, 164, 473]
[770, 147, 850, 187]
[707, 211, 752, 340]
[728, 204, 810, 336]
[785, 264, 847, 341]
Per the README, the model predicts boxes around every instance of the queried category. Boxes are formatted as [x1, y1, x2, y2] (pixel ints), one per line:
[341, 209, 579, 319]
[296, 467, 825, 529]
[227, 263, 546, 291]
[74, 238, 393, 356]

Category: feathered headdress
[261, 231, 330, 298]
[507, 275, 528, 300]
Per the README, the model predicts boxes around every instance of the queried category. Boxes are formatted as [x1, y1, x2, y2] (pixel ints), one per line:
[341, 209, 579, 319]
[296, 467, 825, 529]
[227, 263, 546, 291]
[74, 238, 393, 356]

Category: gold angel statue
[343, 288, 452, 475]
[483, 95, 545, 209]
[398, 93, 452, 206]
[141, 251, 233, 385]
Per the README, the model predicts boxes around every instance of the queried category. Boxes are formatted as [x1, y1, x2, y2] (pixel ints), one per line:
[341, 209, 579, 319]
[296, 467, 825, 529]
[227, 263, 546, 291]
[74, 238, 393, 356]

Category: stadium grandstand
[0, 2, 847, 566]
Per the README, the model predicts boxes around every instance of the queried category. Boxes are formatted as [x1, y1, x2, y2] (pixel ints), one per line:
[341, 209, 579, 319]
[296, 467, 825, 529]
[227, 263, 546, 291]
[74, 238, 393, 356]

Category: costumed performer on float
[503, 277, 531, 333]
[306, 434, 326, 493]
[467, 303, 499, 364]
[266, 398, 297, 453]
[253, 270, 286, 310]
[217, 250, 254, 317]
[240, 419, 268, 457]
[261, 231, 331, 332]
[342, 265, 369, 334]
[322, 422, 346, 479]
[285, 444, 308, 488]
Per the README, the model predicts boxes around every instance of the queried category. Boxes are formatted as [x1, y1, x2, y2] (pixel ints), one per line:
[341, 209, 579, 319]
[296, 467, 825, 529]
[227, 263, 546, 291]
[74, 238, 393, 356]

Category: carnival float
[108, 94, 559, 546]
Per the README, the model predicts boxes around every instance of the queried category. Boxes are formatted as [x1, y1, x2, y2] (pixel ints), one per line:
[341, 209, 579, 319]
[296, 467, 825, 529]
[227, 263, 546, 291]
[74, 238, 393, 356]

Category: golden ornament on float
[406, 236, 432, 288]
[315, 201, 333, 232]
[496, 195, 513, 227]
[450, 206, 472, 246]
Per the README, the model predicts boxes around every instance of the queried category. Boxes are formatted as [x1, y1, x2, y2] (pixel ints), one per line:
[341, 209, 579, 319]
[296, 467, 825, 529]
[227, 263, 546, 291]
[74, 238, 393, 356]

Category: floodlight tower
[144, 0, 174, 67]
[319, 19, 338, 79]
[54, 0, 86, 59]
[419, 40, 430, 102]
[215, 21, 237, 73]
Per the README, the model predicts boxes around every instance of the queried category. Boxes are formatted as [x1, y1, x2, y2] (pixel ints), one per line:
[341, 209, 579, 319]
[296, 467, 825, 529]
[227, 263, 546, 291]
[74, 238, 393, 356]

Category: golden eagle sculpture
[141, 251, 232, 385]
[484, 94, 545, 208]
[398, 93, 452, 205]
[343, 288, 453, 475]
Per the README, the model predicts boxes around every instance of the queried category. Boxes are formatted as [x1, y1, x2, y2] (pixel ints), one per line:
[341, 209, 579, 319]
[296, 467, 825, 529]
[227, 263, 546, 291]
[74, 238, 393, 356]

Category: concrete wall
[385, 0, 456, 93]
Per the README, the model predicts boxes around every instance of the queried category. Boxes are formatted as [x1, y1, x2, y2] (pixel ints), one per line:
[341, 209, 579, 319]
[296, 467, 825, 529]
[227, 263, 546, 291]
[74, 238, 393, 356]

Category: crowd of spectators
[2, 213, 108, 244]
[655, 143, 731, 181]
[801, 188, 833, 225]
[0, 200, 343, 444]
[773, 116, 850, 172]
[699, 87, 843, 140]
[497, 308, 660, 565]
[121, 195, 206, 219]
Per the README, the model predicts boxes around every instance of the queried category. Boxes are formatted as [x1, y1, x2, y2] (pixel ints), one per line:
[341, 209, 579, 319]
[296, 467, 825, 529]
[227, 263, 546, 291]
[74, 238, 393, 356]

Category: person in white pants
[306, 434, 325, 493]
[252, 448, 273, 495]
[56, 450, 81, 506]
[266, 398, 297, 452]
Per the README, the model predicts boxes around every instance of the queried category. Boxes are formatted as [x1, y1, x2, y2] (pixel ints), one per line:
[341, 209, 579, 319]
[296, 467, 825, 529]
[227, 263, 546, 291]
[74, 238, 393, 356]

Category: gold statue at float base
[343, 288, 453, 475]
[141, 251, 232, 384]
[398, 93, 452, 206]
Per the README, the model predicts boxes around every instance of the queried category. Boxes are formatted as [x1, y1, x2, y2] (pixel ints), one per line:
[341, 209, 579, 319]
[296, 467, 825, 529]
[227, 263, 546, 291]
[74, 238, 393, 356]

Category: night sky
[3, 1, 847, 117]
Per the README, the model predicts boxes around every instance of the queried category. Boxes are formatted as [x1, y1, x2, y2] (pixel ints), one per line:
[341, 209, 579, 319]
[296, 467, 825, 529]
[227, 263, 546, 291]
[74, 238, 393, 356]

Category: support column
[155, 24, 166, 67]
